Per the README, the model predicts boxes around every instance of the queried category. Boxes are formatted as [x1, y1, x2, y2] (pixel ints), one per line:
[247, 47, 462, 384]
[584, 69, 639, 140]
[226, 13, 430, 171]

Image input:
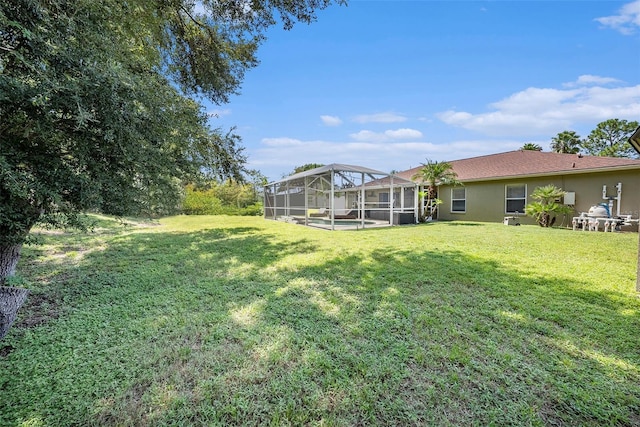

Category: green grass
[1, 215, 639, 426]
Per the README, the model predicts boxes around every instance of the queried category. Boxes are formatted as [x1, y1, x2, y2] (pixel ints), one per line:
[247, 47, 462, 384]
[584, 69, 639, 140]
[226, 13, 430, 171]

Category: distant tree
[521, 143, 543, 151]
[246, 169, 269, 201]
[182, 178, 264, 216]
[550, 131, 581, 154]
[580, 119, 640, 158]
[412, 159, 461, 221]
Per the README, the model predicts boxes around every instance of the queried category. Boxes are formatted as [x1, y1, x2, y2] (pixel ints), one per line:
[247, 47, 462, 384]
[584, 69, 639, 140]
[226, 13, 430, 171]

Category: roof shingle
[397, 150, 640, 183]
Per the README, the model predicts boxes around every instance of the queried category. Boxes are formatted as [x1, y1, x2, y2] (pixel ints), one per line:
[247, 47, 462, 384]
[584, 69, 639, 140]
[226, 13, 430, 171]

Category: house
[396, 150, 640, 229]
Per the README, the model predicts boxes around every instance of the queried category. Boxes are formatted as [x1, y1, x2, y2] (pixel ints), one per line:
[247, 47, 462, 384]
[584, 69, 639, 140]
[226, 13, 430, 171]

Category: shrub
[182, 184, 263, 216]
[182, 185, 223, 215]
[525, 185, 573, 227]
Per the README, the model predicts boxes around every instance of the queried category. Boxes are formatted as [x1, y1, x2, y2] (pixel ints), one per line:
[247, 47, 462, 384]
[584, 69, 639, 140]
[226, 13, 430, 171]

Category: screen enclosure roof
[267, 163, 414, 186]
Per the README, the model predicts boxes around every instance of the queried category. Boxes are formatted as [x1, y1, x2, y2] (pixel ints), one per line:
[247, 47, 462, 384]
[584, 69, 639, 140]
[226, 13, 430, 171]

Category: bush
[182, 185, 263, 216]
[525, 185, 573, 227]
[238, 202, 263, 216]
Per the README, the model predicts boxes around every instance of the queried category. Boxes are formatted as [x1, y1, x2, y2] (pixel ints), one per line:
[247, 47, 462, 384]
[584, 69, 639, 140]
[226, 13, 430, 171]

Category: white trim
[505, 183, 527, 214]
[451, 187, 466, 213]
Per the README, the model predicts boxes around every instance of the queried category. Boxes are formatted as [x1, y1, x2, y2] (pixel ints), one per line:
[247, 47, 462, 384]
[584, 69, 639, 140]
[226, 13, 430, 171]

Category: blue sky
[207, 0, 640, 182]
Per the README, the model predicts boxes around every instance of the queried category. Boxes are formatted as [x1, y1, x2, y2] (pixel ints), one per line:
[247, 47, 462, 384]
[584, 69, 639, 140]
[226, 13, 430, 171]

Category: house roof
[397, 150, 640, 184]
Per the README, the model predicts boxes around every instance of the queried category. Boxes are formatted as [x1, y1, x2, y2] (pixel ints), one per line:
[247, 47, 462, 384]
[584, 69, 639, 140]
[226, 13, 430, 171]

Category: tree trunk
[0, 243, 29, 340]
[0, 286, 30, 340]
[0, 243, 23, 284]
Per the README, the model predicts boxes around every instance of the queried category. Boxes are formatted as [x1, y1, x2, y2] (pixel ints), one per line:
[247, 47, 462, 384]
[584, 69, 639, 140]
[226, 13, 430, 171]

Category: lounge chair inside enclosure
[308, 208, 327, 217]
[334, 210, 357, 220]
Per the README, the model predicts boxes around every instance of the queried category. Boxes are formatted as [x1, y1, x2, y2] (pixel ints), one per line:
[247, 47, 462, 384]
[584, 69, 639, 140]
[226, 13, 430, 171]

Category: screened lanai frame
[264, 164, 418, 230]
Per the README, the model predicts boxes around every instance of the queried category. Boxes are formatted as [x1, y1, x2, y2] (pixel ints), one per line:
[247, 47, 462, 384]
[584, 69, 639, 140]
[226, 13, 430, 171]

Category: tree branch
[179, 4, 209, 31]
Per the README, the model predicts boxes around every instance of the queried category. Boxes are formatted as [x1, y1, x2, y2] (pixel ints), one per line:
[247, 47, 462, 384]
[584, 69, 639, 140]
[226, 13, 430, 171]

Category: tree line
[521, 119, 639, 158]
[183, 170, 267, 216]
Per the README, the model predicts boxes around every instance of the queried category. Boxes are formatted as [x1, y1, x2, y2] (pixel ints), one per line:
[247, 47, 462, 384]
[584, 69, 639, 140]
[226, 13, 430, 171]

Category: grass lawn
[1, 215, 639, 426]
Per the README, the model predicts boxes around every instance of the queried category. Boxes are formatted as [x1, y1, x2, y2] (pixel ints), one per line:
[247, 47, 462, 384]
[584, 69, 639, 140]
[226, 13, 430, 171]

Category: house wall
[438, 169, 640, 230]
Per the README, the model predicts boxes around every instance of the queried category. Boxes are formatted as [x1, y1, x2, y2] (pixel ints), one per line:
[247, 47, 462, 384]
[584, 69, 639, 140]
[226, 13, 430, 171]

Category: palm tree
[521, 143, 543, 151]
[412, 159, 461, 221]
[524, 184, 573, 227]
[550, 131, 581, 154]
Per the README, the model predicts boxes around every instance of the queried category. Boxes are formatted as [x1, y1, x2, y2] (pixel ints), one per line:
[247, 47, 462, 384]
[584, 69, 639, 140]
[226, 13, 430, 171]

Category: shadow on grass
[1, 223, 639, 426]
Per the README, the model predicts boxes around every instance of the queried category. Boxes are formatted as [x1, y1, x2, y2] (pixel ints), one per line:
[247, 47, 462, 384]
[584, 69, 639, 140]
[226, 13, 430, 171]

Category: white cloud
[249, 75, 640, 181]
[385, 128, 423, 139]
[249, 135, 524, 182]
[349, 128, 423, 143]
[262, 137, 305, 147]
[595, 0, 640, 35]
[437, 81, 640, 137]
[208, 108, 231, 118]
[320, 115, 343, 126]
[352, 112, 408, 124]
[350, 130, 387, 143]
[563, 75, 623, 88]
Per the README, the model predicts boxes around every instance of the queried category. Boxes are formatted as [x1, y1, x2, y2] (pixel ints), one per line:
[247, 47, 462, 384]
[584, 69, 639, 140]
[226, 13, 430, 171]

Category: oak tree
[0, 0, 344, 281]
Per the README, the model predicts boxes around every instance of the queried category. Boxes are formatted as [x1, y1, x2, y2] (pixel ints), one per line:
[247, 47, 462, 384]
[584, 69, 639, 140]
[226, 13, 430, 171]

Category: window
[505, 184, 526, 214]
[378, 192, 389, 208]
[451, 188, 466, 212]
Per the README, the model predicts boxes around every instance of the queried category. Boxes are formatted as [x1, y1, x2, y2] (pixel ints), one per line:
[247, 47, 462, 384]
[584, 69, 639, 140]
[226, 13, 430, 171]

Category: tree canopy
[412, 159, 461, 221]
[291, 163, 326, 175]
[0, 0, 345, 280]
[550, 119, 640, 158]
[412, 160, 460, 188]
[521, 143, 543, 151]
[550, 131, 581, 154]
[581, 119, 640, 158]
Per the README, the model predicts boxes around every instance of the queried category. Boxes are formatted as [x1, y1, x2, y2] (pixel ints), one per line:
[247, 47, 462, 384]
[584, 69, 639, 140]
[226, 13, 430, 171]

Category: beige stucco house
[396, 150, 640, 230]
